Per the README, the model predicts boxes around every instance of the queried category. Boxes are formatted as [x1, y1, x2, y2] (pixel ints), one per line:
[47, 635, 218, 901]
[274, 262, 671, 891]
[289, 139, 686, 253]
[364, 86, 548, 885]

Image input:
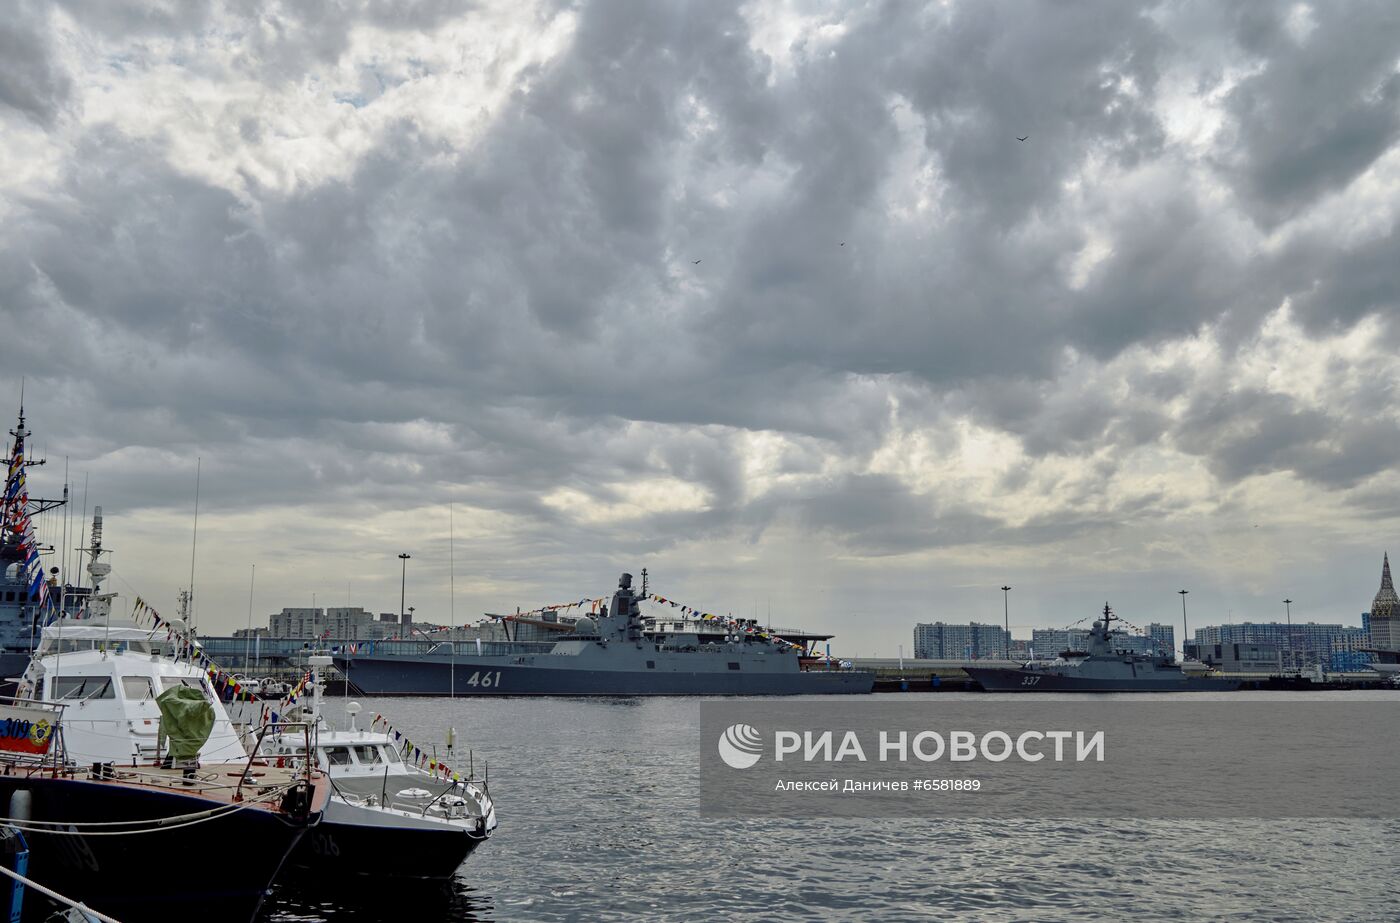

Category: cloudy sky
[2, 0, 1398, 654]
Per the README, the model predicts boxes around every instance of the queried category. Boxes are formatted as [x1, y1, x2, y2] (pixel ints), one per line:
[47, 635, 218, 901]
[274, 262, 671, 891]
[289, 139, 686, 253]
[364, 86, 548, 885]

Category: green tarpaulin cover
[156, 685, 214, 761]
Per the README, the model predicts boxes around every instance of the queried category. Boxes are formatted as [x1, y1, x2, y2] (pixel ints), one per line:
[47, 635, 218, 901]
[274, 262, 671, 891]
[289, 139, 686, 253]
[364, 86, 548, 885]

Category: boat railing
[238, 720, 317, 803]
[376, 749, 490, 820]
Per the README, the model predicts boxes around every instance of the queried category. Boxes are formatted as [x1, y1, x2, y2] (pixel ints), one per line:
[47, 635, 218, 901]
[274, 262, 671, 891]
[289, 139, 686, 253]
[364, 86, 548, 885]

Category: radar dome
[572, 617, 597, 635]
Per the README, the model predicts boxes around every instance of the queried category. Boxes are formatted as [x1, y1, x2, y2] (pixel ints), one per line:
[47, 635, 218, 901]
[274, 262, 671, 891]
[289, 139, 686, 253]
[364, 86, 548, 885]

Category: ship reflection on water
[262, 878, 494, 922]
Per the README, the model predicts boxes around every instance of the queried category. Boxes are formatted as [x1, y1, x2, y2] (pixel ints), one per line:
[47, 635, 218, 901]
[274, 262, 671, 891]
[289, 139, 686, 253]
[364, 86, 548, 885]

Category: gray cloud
[0, 6, 71, 125]
[1218, 0, 1400, 227]
[1, 0, 1398, 645]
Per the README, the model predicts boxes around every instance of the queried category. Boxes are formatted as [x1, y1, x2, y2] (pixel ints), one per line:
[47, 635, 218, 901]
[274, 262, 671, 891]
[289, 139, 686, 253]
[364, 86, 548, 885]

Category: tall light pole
[1178, 589, 1189, 659]
[1001, 585, 1012, 659]
[1282, 598, 1294, 674]
[399, 553, 411, 623]
[245, 564, 256, 669]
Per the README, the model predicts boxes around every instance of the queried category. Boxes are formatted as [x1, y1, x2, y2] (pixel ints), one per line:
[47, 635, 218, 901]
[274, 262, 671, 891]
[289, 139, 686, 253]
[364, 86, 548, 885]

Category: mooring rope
[0, 861, 124, 923]
[0, 782, 298, 835]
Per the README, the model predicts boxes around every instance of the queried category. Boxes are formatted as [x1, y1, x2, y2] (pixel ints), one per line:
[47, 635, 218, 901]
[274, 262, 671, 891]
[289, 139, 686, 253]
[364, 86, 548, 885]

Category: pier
[852, 658, 1396, 692]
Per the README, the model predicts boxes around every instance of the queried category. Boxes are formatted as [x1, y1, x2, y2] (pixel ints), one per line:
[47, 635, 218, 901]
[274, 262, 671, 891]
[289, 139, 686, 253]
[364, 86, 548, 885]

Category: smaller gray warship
[965, 603, 1242, 692]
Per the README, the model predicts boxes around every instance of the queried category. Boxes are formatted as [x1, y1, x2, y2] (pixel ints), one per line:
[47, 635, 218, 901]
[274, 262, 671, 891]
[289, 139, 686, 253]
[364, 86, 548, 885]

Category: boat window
[353, 745, 381, 765]
[728, 662, 740, 671]
[52, 676, 116, 700]
[383, 747, 402, 764]
[121, 676, 157, 701]
[160, 676, 211, 698]
[324, 746, 353, 766]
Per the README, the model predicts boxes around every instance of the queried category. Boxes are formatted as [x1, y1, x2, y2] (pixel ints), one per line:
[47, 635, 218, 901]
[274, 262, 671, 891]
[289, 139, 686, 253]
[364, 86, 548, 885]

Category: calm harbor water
[260, 692, 1397, 922]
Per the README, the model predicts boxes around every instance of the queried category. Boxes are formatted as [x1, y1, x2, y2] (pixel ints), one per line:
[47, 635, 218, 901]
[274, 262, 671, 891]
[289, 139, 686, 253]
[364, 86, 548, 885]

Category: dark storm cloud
[735, 472, 1005, 557]
[0, 5, 71, 125]
[1172, 387, 1400, 489]
[0, 0, 1398, 596]
[1283, 223, 1400, 334]
[1218, 0, 1400, 227]
[894, 1, 1167, 223]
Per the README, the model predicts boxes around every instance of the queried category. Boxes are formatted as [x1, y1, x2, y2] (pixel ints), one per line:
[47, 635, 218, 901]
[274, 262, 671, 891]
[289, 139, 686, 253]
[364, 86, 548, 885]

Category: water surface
[260, 692, 1397, 922]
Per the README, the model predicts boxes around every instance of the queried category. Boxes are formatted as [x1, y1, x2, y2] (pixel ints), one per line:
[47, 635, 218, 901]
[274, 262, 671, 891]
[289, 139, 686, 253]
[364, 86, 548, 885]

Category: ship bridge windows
[352, 745, 382, 765]
[383, 747, 402, 764]
[121, 676, 156, 701]
[323, 746, 353, 767]
[160, 676, 213, 702]
[48, 639, 154, 656]
[52, 676, 116, 700]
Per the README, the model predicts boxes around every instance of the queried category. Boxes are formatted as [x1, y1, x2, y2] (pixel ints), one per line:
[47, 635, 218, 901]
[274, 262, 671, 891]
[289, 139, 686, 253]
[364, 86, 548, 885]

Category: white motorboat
[260, 655, 497, 878]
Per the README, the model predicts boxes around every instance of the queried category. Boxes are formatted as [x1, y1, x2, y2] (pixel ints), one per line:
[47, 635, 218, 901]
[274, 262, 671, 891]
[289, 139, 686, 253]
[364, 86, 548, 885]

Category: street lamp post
[1178, 589, 1189, 659]
[399, 553, 411, 623]
[1000, 585, 1012, 659]
[1282, 598, 1294, 674]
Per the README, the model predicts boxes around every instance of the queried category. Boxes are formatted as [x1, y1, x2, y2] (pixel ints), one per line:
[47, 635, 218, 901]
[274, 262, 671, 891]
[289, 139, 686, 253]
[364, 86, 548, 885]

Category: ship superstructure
[0, 407, 74, 681]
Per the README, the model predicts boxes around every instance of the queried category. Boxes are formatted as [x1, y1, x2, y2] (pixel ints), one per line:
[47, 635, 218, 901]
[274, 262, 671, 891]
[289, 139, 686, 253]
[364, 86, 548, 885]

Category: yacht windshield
[52, 676, 115, 700]
[352, 745, 382, 765]
[159, 676, 211, 700]
[121, 676, 157, 701]
[324, 746, 353, 766]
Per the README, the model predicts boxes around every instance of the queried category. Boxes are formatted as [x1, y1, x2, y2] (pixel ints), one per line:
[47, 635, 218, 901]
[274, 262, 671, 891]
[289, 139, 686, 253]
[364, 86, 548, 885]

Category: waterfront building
[268, 606, 405, 640]
[1147, 623, 1175, 656]
[913, 622, 1009, 659]
[1183, 641, 1281, 673]
[1191, 621, 1370, 671]
[1030, 628, 1089, 658]
[1368, 553, 1399, 651]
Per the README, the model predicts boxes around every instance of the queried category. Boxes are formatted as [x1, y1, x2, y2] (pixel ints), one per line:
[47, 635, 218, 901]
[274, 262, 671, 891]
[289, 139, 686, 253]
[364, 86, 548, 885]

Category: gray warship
[0, 407, 76, 687]
[336, 573, 874, 695]
[965, 603, 1242, 692]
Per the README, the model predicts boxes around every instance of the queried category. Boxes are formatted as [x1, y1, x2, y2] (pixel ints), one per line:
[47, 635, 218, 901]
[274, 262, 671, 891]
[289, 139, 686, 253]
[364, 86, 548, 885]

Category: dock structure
[853, 658, 1011, 691]
[851, 658, 1396, 692]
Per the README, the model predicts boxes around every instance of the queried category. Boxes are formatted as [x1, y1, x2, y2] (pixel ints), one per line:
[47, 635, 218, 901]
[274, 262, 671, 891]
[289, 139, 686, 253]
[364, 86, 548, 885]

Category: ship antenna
[186, 457, 201, 630]
[449, 501, 456, 699]
[58, 458, 69, 623]
[640, 567, 648, 599]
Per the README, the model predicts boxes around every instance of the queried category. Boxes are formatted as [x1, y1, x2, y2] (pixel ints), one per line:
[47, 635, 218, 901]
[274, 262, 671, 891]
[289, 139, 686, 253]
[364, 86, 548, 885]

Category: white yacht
[7, 616, 328, 922]
[16, 617, 249, 765]
[260, 656, 497, 878]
